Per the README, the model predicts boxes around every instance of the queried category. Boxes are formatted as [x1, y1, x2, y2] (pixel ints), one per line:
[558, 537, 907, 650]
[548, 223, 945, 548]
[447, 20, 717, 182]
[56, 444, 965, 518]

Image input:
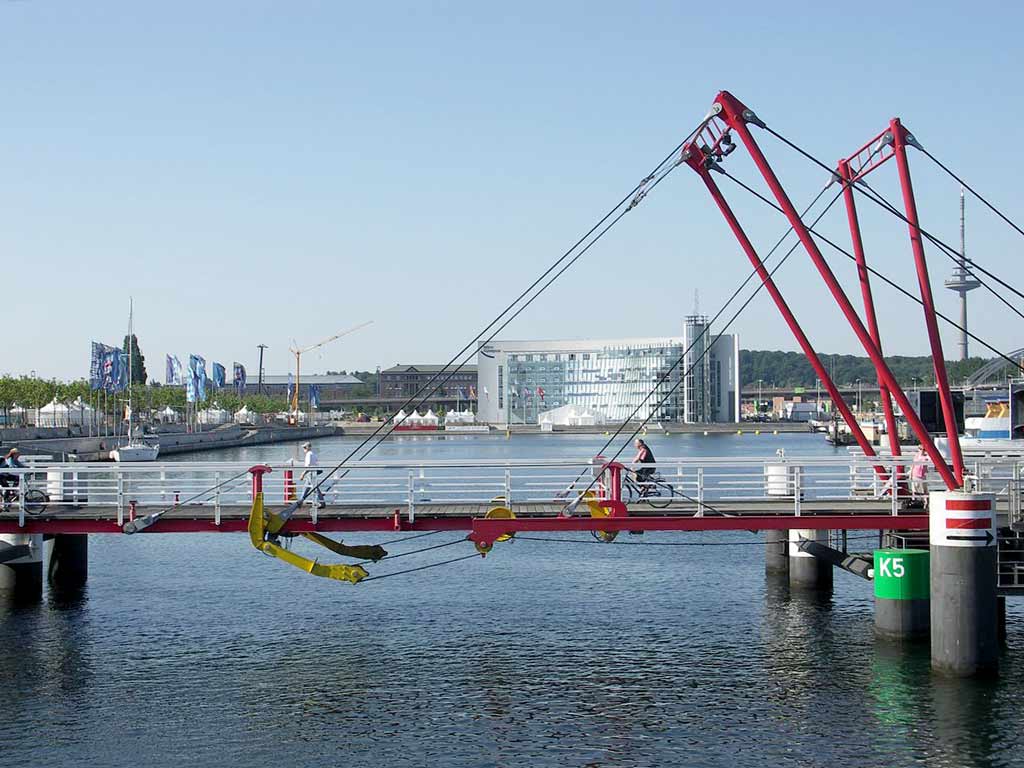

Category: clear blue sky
[3, 1, 1022, 380]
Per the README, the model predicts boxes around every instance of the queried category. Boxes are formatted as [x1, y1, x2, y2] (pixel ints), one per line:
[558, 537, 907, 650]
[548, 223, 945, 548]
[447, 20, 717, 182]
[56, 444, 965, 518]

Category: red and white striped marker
[929, 492, 995, 547]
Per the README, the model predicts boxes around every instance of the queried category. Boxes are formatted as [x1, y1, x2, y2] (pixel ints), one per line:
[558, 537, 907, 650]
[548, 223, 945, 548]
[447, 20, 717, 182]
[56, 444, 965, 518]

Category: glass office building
[477, 321, 739, 425]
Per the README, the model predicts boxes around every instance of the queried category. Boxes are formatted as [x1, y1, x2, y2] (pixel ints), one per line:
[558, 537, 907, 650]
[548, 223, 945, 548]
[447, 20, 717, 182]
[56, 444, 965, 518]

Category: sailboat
[111, 299, 160, 462]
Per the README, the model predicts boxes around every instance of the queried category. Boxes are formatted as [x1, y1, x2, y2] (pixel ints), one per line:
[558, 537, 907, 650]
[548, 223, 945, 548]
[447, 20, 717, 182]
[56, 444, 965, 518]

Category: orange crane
[290, 320, 373, 417]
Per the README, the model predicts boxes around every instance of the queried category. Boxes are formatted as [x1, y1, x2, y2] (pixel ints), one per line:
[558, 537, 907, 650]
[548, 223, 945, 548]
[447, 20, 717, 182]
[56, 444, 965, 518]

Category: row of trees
[739, 350, 995, 389]
[0, 376, 288, 415]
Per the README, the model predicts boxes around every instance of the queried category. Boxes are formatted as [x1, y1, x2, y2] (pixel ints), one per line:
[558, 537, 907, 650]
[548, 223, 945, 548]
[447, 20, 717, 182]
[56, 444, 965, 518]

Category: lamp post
[757, 378, 763, 416]
[815, 377, 821, 416]
[856, 377, 863, 413]
[257, 344, 267, 395]
[912, 376, 919, 393]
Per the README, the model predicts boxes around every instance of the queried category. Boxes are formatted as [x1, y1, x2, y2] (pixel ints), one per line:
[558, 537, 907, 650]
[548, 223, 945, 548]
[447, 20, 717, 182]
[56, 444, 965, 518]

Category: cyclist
[632, 438, 656, 493]
[1, 448, 24, 507]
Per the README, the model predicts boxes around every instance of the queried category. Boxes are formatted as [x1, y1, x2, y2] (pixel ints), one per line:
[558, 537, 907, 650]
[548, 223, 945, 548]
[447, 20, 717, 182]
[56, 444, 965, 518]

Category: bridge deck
[0, 498, 947, 534]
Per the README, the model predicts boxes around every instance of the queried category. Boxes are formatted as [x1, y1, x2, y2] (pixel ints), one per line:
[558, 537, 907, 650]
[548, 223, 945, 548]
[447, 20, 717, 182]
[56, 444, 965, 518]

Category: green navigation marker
[874, 549, 929, 600]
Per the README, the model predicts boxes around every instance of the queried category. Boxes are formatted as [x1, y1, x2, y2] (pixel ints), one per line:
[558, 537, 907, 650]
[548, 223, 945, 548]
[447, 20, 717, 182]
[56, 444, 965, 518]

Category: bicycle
[1, 486, 49, 516]
[622, 469, 674, 509]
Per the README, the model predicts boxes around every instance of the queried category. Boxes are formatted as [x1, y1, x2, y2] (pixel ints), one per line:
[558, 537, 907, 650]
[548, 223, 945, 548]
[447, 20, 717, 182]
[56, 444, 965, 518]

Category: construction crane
[290, 320, 373, 416]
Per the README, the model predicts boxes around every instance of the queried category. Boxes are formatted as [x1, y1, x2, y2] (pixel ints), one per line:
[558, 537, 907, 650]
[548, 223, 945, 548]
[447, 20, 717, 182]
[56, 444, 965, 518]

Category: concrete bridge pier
[46, 535, 88, 592]
[929, 491, 999, 677]
[788, 529, 833, 590]
[764, 529, 789, 575]
[0, 533, 44, 601]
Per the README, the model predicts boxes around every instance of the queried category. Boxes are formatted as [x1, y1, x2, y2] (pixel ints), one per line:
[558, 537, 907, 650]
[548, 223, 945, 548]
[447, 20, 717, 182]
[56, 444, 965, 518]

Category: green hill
[740, 350, 992, 388]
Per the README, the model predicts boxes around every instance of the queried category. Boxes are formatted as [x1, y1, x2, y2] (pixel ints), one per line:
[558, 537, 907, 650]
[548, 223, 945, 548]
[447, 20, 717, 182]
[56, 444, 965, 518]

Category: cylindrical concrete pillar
[874, 548, 930, 640]
[46, 534, 89, 591]
[765, 528, 789, 575]
[0, 533, 44, 601]
[930, 491, 999, 677]
[789, 529, 833, 590]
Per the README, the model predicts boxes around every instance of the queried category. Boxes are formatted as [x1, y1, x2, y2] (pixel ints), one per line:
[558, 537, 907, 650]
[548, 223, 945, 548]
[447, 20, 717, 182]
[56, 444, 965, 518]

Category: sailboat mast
[127, 298, 133, 437]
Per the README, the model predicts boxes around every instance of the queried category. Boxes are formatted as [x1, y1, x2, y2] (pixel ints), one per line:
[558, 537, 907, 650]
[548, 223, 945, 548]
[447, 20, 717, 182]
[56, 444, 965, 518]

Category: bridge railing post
[697, 467, 705, 517]
[504, 469, 512, 507]
[891, 459, 900, 515]
[17, 470, 25, 528]
[116, 473, 124, 527]
[793, 465, 802, 517]
[214, 472, 221, 526]
[407, 469, 415, 523]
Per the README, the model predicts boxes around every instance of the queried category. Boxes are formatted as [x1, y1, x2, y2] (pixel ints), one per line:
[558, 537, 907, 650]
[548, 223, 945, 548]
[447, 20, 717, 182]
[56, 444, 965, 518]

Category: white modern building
[477, 318, 739, 425]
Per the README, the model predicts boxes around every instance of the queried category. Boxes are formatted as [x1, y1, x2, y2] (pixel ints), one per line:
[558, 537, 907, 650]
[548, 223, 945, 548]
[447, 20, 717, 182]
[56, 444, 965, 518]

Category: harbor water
[2, 433, 1022, 767]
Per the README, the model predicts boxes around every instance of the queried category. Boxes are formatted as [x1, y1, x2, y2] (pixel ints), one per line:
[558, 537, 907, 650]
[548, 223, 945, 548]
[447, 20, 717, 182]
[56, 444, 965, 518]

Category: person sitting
[632, 438, 656, 492]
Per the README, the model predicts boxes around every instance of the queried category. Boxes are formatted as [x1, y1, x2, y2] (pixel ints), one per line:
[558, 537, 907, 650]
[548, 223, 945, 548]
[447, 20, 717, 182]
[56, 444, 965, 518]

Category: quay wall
[4, 425, 341, 461]
[338, 421, 811, 436]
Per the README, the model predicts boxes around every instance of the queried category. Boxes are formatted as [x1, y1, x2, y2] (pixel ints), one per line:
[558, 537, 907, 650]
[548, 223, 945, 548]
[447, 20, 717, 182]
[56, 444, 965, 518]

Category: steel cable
[557, 182, 847, 513]
[300, 117, 714, 503]
[763, 125, 1024, 309]
[717, 169, 1024, 377]
[918, 146, 1024, 241]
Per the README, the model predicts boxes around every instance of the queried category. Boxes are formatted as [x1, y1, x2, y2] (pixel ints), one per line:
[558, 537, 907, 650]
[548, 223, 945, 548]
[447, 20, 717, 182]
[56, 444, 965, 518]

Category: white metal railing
[3, 454, 1017, 528]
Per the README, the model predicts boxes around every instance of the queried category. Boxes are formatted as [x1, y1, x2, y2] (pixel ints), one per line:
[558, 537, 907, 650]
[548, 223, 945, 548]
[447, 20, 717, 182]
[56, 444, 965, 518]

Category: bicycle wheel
[646, 481, 674, 509]
[621, 479, 639, 505]
[23, 489, 48, 516]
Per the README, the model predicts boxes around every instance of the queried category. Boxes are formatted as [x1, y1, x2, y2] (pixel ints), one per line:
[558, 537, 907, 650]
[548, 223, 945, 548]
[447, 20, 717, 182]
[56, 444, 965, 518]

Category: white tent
[157, 406, 180, 424]
[392, 409, 408, 424]
[421, 409, 439, 426]
[234, 405, 257, 425]
[198, 405, 231, 425]
[537, 404, 606, 427]
[445, 409, 477, 425]
[37, 397, 94, 428]
[7, 404, 28, 426]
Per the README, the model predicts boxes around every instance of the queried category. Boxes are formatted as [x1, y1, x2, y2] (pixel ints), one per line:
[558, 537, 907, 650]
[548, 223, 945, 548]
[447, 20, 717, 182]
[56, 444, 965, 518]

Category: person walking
[910, 446, 929, 501]
[300, 442, 325, 508]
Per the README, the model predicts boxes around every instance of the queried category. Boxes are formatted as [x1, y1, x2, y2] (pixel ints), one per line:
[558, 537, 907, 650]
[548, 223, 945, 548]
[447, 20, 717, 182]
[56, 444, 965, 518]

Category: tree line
[0, 376, 289, 417]
[740, 350, 994, 388]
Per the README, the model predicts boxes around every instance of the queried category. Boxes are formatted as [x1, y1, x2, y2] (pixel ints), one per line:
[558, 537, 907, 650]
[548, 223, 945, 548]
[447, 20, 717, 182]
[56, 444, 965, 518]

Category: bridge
[0, 454, 1019, 540]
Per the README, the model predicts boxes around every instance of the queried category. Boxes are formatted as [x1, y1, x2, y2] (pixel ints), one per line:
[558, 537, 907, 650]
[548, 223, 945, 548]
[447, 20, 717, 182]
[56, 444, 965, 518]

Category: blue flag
[212, 362, 226, 389]
[90, 342, 125, 392]
[309, 384, 321, 409]
[188, 355, 207, 403]
[90, 342, 108, 391]
[166, 354, 184, 385]
[287, 373, 294, 404]
[233, 363, 246, 396]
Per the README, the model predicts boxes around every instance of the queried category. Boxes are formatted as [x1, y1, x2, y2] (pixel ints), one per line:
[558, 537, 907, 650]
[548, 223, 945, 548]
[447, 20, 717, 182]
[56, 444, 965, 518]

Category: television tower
[945, 188, 980, 360]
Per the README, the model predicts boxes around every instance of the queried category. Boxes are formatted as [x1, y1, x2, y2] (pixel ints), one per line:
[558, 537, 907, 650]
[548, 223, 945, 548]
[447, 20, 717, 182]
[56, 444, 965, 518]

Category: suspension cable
[517, 533, 881, 547]
[763, 125, 1024, 308]
[353, 536, 467, 567]
[717, 169, 1024, 376]
[917, 146, 1024, 241]
[854, 177, 1024, 323]
[303, 121, 711, 502]
[359, 552, 482, 582]
[123, 468, 251, 533]
[560, 182, 846, 511]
